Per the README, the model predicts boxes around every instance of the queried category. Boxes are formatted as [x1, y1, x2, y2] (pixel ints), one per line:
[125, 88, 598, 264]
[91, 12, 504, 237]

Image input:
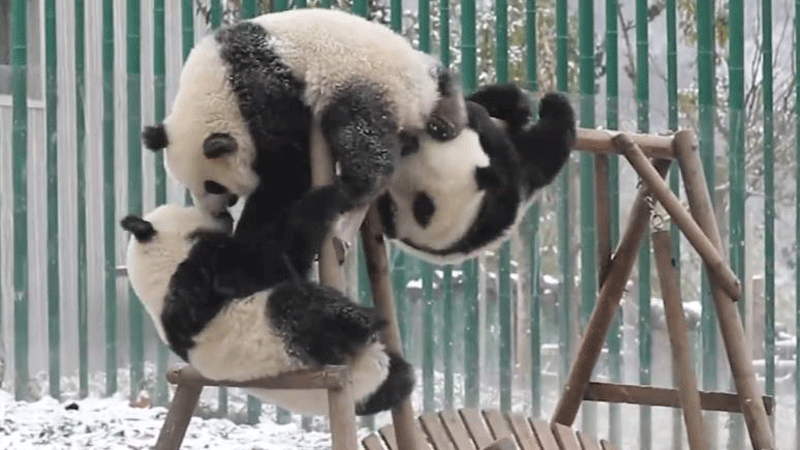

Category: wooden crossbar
[583, 382, 774, 414]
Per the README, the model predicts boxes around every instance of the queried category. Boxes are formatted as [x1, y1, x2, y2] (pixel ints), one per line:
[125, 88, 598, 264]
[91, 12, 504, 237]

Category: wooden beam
[575, 128, 675, 159]
[675, 130, 776, 449]
[583, 382, 774, 414]
[550, 158, 672, 427]
[164, 364, 348, 390]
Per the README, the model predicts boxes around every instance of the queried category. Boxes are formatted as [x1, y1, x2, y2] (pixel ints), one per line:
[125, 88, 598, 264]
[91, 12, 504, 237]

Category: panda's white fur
[123, 201, 407, 416]
[388, 131, 490, 253]
[155, 8, 443, 213]
[161, 39, 259, 212]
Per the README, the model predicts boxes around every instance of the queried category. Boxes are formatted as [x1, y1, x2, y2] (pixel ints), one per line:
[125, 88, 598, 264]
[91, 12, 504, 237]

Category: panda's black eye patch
[204, 180, 229, 195]
[203, 133, 238, 159]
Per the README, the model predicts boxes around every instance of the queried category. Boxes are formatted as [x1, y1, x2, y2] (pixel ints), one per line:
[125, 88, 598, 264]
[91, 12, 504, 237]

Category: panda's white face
[155, 36, 260, 214]
[387, 129, 489, 254]
[122, 204, 233, 340]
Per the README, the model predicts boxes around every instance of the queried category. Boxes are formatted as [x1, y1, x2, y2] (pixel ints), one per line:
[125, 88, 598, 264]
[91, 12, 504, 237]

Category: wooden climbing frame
[152, 125, 775, 450]
[549, 130, 775, 450]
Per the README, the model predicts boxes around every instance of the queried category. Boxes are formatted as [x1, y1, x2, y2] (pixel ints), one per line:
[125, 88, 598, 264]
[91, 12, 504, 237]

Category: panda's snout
[227, 194, 239, 207]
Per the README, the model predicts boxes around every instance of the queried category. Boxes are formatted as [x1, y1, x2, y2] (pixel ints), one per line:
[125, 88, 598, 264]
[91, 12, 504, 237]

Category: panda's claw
[426, 115, 457, 141]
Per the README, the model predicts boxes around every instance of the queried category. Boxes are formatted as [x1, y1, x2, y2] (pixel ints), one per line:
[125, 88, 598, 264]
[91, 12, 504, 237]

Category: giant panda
[377, 84, 576, 263]
[141, 7, 467, 226]
[120, 185, 415, 416]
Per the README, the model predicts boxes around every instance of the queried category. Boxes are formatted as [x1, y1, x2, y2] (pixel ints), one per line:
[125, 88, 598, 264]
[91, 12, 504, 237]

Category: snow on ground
[0, 390, 333, 450]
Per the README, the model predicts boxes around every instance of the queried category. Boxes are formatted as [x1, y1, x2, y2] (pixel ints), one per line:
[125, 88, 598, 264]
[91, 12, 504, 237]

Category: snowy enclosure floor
[0, 390, 333, 450]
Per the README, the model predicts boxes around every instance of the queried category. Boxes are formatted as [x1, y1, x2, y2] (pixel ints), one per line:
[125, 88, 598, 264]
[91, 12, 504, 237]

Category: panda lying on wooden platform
[120, 185, 414, 416]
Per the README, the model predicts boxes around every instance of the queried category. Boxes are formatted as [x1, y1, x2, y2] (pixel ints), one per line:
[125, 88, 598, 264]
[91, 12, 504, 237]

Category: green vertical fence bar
[727, 0, 745, 446]
[461, 0, 479, 409]
[439, 0, 454, 409]
[762, 0, 775, 419]
[525, 0, 541, 419]
[75, 0, 89, 399]
[635, 0, 650, 447]
[495, 0, 511, 414]
[127, 0, 145, 400]
[241, 0, 256, 17]
[555, 0, 570, 385]
[423, 262, 435, 412]
[605, 0, 621, 445]
[578, 0, 596, 436]
[418, 0, 430, 52]
[392, 250, 411, 355]
[796, 0, 800, 439]
[442, 267, 454, 409]
[463, 259, 480, 407]
[205, 0, 229, 417]
[697, 0, 718, 444]
[45, 0, 60, 400]
[103, 0, 117, 397]
[182, 0, 194, 205]
[390, 0, 401, 32]
[667, 0, 682, 443]
[11, 0, 29, 401]
[528, 207, 541, 418]
[355, 242, 374, 429]
[353, 0, 367, 17]
[153, 0, 170, 408]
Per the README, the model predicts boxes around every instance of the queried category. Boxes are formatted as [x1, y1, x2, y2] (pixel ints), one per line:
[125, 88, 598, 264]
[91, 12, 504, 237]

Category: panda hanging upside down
[120, 185, 415, 416]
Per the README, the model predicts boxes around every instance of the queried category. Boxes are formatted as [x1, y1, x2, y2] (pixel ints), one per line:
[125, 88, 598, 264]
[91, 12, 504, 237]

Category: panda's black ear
[142, 124, 168, 151]
[203, 133, 238, 159]
[120, 215, 157, 242]
[475, 166, 502, 191]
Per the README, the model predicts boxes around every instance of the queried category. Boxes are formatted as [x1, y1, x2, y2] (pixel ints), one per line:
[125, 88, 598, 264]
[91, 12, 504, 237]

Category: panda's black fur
[121, 185, 414, 416]
[377, 84, 575, 262]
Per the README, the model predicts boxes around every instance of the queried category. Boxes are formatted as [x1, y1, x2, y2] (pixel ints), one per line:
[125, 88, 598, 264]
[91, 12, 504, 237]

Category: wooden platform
[361, 408, 617, 450]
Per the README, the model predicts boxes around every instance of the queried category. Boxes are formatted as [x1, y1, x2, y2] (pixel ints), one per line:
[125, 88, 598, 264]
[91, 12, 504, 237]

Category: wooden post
[361, 208, 423, 450]
[673, 130, 775, 450]
[328, 375, 359, 450]
[310, 119, 346, 291]
[594, 154, 612, 286]
[550, 158, 672, 426]
[652, 225, 709, 450]
[154, 383, 202, 450]
[612, 133, 742, 301]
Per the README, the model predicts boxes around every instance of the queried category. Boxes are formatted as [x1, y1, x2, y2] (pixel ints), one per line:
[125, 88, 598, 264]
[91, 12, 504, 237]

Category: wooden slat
[362, 433, 388, 450]
[583, 381, 774, 413]
[528, 420, 560, 450]
[483, 437, 518, 450]
[439, 410, 478, 450]
[599, 440, 618, 450]
[459, 409, 494, 448]
[507, 414, 541, 450]
[551, 424, 581, 450]
[378, 424, 399, 450]
[482, 410, 515, 441]
[575, 431, 602, 450]
[420, 413, 455, 450]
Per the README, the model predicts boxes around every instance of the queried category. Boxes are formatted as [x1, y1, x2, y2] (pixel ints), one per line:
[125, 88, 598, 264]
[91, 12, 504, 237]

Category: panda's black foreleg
[280, 184, 351, 279]
[320, 83, 402, 209]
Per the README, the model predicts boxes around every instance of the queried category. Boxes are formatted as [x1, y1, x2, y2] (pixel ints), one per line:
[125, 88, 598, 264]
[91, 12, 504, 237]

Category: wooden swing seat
[361, 408, 618, 450]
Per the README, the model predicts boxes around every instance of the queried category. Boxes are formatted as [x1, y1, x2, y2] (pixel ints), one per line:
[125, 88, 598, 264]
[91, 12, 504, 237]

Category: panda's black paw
[426, 115, 458, 141]
[538, 92, 575, 124]
[467, 84, 532, 132]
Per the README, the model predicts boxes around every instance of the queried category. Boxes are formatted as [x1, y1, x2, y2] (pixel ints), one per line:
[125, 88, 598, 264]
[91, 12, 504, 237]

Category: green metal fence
[1, 0, 798, 448]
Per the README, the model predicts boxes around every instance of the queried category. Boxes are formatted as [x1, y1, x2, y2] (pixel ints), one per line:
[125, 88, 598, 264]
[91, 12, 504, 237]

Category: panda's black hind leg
[321, 83, 402, 208]
[267, 281, 387, 366]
